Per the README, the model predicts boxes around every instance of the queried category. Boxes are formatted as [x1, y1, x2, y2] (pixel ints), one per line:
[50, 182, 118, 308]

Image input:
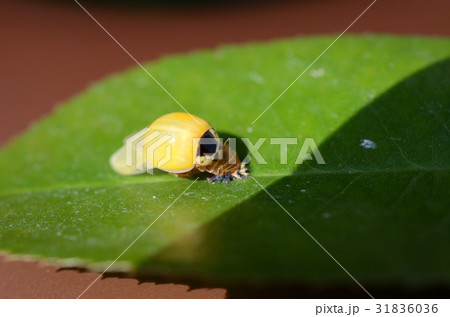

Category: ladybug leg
[229, 163, 249, 179]
[207, 174, 233, 184]
[238, 162, 250, 177]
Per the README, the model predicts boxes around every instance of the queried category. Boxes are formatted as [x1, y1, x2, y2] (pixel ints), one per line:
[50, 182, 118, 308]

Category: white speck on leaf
[248, 72, 265, 84]
[322, 212, 331, 219]
[300, 189, 306, 193]
[310, 68, 325, 78]
[247, 127, 253, 133]
[136, 77, 147, 88]
[360, 139, 377, 149]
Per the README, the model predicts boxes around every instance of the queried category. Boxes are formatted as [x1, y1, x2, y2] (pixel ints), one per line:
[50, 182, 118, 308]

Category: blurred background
[0, 0, 449, 298]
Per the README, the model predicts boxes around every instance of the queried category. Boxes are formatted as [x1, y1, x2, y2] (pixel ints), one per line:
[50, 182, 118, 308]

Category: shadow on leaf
[133, 58, 450, 297]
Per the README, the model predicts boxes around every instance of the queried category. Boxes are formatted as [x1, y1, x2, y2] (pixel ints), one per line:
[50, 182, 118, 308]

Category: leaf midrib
[1, 165, 447, 199]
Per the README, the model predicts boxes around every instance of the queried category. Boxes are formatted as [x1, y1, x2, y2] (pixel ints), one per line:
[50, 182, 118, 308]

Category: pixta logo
[125, 130, 325, 175]
[125, 128, 173, 174]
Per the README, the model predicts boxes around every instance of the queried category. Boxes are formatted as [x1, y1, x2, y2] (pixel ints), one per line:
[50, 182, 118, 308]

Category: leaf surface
[0, 36, 449, 288]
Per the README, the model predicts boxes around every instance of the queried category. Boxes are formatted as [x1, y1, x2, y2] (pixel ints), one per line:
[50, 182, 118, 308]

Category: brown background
[0, 0, 449, 298]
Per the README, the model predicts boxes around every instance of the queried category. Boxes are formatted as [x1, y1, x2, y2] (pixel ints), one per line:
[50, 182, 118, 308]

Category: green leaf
[0, 36, 449, 289]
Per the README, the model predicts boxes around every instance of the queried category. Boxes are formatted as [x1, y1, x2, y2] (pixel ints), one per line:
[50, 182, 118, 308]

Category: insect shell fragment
[110, 112, 249, 183]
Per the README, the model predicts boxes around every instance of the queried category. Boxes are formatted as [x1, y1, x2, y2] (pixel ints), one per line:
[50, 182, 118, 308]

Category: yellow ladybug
[110, 112, 248, 183]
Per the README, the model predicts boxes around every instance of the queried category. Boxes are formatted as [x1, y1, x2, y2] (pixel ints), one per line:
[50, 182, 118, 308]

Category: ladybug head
[196, 128, 223, 166]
